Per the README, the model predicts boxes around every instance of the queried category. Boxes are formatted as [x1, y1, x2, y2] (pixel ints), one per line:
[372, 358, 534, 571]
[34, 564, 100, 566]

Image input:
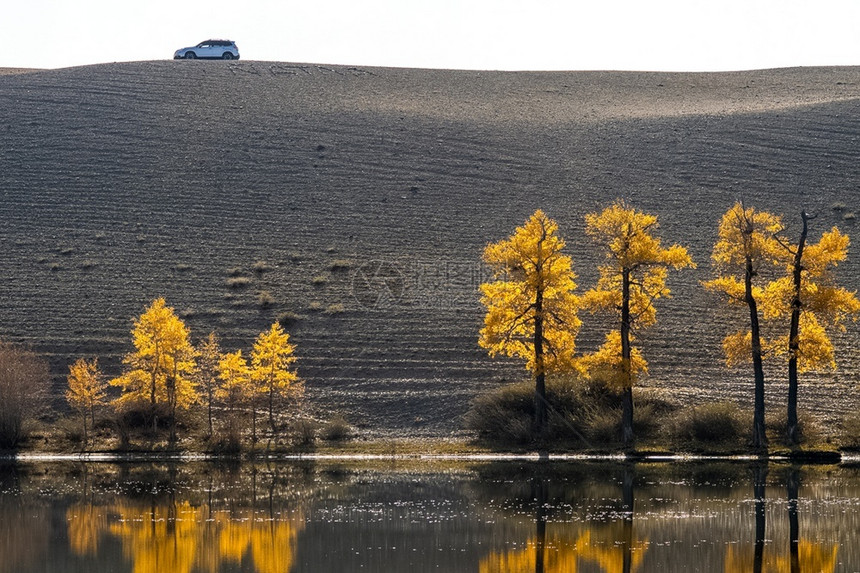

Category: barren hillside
[2, 61, 860, 436]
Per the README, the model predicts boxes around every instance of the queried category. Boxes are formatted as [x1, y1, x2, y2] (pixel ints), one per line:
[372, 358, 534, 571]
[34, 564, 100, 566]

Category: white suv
[174, 40, 239, 60]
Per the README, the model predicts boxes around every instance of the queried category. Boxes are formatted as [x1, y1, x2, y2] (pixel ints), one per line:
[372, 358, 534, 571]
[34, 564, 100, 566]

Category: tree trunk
[167, 368, 177, 444]
[787, 468, 800, 573]
[207, 385, 213, 438]
[622, 465, 635, 573]
[753, 464, 767, 573]
[269, 385, 276, 434]
[533, 477, 547, 573]
[81, 410, 88, 449]
[620, 268, 634, 448]
[533, 288, 547, 435]
[746, 254, 768, 450]
[787, 212, 810, 445]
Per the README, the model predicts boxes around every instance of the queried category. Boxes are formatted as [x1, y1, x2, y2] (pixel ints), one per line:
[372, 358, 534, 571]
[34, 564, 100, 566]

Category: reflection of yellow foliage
[214, 509, 303, 573]
[479, 527, 646, 573]
[575, 528, 647, 573]
[250, 521, 301, 573]
[66, 504, 109, 556]
[109, 502, 202, 573]
[725, 540, 838, 572]
[66, 502, 305, 573]
[479, 535, 581, 573]
[217, 513, 253, 562]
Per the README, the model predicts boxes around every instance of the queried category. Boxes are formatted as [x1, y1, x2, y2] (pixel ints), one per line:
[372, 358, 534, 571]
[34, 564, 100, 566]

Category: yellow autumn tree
[703, 202, 787, 449]
[579, 201, 694, 447]
[762, 215, 860, 444]
[110, 298, 198, 439]
[195, 331, 222, 438]
[251, 322, 301, 435]
[66, 357, 107, 445]
[479, 210, 581, 434]
[216, 350, 252, 442]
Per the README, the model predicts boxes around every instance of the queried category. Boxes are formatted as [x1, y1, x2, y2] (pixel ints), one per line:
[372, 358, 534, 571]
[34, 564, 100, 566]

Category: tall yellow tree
[704, 202, 786, 450]
[195, 331, 222, 438]
[216, 350, 252, 441]
[479, 210, 581, 434]
[763, 214, 860, 444]
[110, 298, 198, 438]
[66, 357, 107, 445]
[251, 322, 300, 435]
[579, 201, 694, 447]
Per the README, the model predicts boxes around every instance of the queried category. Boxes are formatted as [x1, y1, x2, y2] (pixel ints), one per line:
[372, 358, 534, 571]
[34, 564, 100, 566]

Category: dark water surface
[1, 458, 858, 572]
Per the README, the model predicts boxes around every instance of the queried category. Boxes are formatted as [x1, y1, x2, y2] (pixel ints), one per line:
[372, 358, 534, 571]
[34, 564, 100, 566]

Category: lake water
[1, 458, 859, 572]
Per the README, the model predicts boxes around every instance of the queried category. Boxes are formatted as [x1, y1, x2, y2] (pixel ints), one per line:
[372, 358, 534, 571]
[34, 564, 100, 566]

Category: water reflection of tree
[0, 463, 52, 573]
[724, 465, 838, 572]
[475, 463, 647, 572]
[63, 462, 310, 573]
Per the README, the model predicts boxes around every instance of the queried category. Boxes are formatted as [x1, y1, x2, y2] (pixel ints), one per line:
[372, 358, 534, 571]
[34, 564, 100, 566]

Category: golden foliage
[251, 322, 300, 399]
[579, 201, 693, 387]
[704, 203, 786, 367]
[720, 331, 784, 367]
[576, 331, 648, 390]
[110, 298, 198, 410]
[760, 226, 860, 371]
[709, 202, 786, 270]
[216, 350, 252, 407]
[195, 332, 222, 393]
[66, 357, 106, 414]
[479, 210, 581, 374]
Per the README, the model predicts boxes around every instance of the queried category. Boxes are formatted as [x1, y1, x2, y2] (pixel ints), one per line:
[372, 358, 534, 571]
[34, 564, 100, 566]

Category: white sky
[4, 0, 860, 71]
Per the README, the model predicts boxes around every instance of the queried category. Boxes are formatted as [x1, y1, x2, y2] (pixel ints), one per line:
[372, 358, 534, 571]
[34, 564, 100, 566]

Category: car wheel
[222, 52, 235, 60]
[184, 52, 197, 59]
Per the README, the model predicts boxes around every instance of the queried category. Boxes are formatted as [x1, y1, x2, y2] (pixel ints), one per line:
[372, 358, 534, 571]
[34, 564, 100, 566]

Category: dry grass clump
[329, 259, 352, 272]
[173, 263, 193, 272]
[80, 260, 96, 270]
[307, 301, 324, 312]
[465, 380, 536, 444]
[765, 409, 823, 446]
[277, 311, 304, 327]
[252, 260, 271, 274]
[226, 277, 251, 289]
[226, 267, 246, 277]
[291, 419, 318, 445]
[669, 401, 749, 447]
[844, 211, 856, 221]
[832, 201, 846, 212]
[257, 291, 275, 308]
[839, 413, 860, 450]
[324, 303, 345, 315]
[311, 274, 329, 286]
[465, 377, 608, 446]
[321, 415, 352, 441]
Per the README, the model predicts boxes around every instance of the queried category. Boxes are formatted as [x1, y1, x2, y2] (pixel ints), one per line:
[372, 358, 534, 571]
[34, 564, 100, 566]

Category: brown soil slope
[2, 61, 860, 437]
